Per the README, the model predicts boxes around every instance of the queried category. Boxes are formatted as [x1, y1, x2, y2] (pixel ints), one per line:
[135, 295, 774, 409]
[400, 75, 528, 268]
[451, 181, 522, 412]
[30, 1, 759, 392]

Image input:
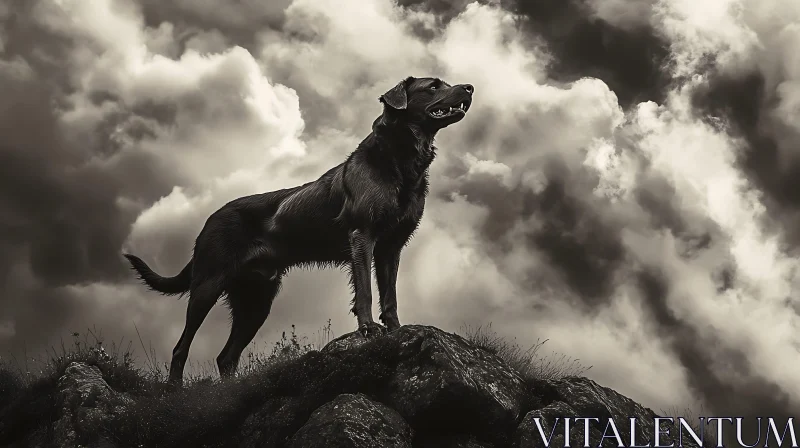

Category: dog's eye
[429, 86, 437, 90]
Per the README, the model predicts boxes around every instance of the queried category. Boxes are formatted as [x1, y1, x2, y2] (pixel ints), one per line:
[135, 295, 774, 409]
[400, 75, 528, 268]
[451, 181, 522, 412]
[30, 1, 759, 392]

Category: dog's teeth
[432, 108, 452, 117]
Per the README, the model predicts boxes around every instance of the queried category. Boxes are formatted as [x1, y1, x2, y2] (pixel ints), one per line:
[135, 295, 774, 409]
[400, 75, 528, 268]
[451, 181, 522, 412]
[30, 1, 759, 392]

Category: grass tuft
[460, 322, 591, 381]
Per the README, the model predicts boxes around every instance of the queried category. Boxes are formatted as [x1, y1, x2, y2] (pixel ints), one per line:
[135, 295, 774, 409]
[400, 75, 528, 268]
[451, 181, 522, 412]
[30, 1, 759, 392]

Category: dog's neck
[371, 114, 437, 168]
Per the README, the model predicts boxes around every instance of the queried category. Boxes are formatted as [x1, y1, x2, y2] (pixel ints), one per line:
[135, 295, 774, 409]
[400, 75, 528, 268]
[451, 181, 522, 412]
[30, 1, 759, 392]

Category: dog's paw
[382, 319, 401, 333]
[359, 321, 387, 339]
[379, 313, 401, 332]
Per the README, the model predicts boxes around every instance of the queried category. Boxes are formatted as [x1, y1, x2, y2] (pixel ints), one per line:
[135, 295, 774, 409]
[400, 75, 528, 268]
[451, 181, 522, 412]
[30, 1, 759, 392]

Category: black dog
[124, 76, 474, 384]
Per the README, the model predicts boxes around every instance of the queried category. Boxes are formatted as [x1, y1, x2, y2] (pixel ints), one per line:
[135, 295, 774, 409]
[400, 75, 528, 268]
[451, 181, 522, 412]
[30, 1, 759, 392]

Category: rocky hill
[0, 325, 700, 447]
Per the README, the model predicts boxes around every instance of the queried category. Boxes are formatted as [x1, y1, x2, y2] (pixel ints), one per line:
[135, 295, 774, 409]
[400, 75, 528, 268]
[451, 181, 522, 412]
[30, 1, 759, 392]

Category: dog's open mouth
[428, 101, 470, 119]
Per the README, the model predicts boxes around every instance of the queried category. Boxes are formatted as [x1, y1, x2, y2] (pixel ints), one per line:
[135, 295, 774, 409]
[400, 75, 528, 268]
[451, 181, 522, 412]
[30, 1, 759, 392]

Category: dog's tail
[123, 254, 192, 296]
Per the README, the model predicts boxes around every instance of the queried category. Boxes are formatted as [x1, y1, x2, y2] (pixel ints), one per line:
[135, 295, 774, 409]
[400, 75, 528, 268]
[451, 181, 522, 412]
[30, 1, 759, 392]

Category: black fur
[124, 77, 474, 384]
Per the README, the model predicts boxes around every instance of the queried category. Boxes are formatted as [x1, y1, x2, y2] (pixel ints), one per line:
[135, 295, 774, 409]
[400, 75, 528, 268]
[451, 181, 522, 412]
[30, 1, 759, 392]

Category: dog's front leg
[375, 243, 402, 332]
[349, 229, 385, 338]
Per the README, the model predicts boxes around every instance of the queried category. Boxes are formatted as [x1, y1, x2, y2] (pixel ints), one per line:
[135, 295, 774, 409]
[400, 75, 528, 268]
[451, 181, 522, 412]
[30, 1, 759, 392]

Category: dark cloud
[0, 2, 179, 355]
[635, 269, 797, 445]
[692, 71, 800, 249]
[440, 156, 626, 307]
[0, 73, 131, 287]
[633, 170, 723, 261]
[134, 0, 291, 53]
[0, 150, 133, 286]
[396, 0, 672, 108]
[396, 0, 473, 20]
[522, 178, 625, 304]
[634, 174, 689, 235]
[506, 0, 671, 108]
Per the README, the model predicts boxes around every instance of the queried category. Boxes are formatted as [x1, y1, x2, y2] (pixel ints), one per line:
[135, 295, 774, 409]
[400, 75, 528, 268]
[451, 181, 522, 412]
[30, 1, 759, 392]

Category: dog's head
[379, 76, 474, 131]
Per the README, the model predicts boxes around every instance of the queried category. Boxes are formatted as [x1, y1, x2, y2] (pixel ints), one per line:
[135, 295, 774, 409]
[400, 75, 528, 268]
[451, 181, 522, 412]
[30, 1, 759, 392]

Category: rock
[53, 362, 131, 448]
[320, 331, 372, 354]
[514, 400, 592, 448]
[325, 325, 527, 443]
[381, 325, 527, 442]
[286, 393, 412, 448]
[514, 377, 701, 448]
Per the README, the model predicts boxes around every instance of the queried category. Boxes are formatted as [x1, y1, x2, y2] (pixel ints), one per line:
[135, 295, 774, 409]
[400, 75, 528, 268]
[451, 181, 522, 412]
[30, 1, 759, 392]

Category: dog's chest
[393, 146, 433, 199]
[393, 161, 429, 211]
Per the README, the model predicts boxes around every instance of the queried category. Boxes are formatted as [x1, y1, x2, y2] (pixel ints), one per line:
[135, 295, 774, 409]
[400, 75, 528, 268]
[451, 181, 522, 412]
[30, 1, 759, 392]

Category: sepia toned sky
[2, 0, 800, 420]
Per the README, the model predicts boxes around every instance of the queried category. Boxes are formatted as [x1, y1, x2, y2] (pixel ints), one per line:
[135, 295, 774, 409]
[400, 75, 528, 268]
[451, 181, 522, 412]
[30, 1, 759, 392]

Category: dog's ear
[379, 77, 413, 110]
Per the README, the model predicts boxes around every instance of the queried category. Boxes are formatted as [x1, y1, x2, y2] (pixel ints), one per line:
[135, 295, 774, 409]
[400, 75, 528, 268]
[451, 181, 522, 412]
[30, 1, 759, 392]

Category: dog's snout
[462, 84, 474, 95]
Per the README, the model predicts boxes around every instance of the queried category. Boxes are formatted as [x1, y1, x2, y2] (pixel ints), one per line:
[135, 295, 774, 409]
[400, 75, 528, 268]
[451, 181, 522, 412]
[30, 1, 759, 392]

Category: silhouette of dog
[124, 76, 474, 384]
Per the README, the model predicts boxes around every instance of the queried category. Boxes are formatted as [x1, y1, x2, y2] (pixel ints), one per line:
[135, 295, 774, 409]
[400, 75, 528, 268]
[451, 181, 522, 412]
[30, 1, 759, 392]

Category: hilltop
[0, 325, 700, 447]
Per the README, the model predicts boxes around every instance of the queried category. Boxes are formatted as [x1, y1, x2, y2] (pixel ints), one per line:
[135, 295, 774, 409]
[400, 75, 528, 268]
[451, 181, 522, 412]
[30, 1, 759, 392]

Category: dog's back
[196, 163, 351, 272]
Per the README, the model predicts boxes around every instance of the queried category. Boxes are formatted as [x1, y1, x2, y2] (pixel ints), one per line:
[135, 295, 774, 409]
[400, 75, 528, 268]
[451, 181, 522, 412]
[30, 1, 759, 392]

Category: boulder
[386, 326, 527, 438]
[286, 393, 412, 448]
[53, 362, 131, 448]
[328, 325, 528, 443]
[514, 377, 702, 448]
[514, 400, 593, 448]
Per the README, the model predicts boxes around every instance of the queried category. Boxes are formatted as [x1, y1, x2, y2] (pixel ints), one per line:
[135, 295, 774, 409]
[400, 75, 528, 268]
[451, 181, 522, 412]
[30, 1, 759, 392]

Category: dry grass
[238, 320, 334, 377]
[460, 322, 591, 381]
[0, 321, 339, 447]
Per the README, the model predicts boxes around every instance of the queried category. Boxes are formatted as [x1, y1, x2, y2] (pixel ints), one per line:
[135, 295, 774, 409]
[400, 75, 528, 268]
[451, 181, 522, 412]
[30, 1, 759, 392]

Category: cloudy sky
[2, 0, 800, 419]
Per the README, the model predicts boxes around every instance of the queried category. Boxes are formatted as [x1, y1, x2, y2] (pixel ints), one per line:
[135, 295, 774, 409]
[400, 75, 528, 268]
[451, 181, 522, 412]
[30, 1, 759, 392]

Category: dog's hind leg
[169, 277, 224, 385]
[216, 276, 280, 377]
